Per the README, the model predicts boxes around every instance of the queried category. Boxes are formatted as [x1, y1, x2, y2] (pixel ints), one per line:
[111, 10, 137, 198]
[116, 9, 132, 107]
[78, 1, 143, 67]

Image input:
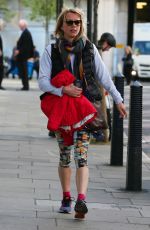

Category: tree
[22, 0, 56, 46]
[0, 0, 7, 10]
[71, 0, 81, 7]
[0, 0, 7, 28]
[0, 0, 13, 23]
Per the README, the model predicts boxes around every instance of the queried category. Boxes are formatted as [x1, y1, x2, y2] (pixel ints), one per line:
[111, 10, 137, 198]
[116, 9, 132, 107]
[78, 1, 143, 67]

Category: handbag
[85, 99, 108, 131]
[83, 76, 108, 131]
[83, 73, 102, 102]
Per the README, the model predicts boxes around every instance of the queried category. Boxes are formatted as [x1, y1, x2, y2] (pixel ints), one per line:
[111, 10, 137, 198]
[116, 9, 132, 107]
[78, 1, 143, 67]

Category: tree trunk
[56, 0, 63, 17]
[93, 0, 99, 45]
[45, 17, 49, 46]
[87, 0, 93, 41]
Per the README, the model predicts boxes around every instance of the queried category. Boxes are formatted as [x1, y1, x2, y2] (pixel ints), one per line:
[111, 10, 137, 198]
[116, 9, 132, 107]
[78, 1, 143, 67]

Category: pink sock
[77, 193, 86, 201]
[63, 191, 71, 198]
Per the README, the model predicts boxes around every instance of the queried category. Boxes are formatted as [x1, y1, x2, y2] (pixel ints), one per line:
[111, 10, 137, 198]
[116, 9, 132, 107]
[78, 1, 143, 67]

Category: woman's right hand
[116, 102, 127, 118]
[62, 83, 82, 97]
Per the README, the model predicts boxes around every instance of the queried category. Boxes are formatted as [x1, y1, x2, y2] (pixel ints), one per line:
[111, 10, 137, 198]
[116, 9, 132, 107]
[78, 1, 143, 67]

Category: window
[134, 41, 150, 54]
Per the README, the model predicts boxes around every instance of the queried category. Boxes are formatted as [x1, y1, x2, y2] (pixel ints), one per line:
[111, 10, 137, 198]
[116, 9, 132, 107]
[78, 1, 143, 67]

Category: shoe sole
[74, 201, 88, 219]
[59, 208, 72, 214]
[74, 212, 86, 219]
[59, 210, 72, 214]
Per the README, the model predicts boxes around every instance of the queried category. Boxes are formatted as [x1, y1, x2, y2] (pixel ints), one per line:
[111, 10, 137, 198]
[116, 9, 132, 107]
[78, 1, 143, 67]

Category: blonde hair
[125, 46, 133, 54]
[55, 8, 86, 40]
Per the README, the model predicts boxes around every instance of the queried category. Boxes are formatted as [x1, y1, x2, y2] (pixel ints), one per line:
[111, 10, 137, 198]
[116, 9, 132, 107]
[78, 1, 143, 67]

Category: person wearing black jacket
[0, 34, 5, 90]
[96, 33, 116, 142]
[15, 19, 34, 90]
[122, 46, 133, 85]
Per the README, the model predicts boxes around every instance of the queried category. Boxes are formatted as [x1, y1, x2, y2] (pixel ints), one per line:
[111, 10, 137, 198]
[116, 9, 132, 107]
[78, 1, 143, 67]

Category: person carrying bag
[38, 8, 127, 220]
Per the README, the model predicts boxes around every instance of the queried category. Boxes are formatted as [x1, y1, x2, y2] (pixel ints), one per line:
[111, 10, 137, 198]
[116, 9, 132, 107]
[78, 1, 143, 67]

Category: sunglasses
[65, 20, 81, 26]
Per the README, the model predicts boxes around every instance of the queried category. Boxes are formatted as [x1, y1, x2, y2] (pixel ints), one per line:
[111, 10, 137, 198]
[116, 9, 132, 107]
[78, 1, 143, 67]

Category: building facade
[1, 0, 129, 74]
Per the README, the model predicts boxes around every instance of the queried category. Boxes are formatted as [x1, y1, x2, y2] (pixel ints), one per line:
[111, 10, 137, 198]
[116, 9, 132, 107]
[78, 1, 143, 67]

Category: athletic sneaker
[74, 199, 88, 219]
[59, 197, 72, 214]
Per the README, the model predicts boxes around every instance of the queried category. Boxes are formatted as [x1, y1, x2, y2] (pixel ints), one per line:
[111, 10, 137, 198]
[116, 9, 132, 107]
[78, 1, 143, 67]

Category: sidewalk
[0, 78, 150, 230]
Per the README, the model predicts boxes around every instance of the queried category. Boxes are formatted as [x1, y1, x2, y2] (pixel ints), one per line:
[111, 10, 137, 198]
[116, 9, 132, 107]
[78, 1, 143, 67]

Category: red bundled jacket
[41, 69, 97, 145]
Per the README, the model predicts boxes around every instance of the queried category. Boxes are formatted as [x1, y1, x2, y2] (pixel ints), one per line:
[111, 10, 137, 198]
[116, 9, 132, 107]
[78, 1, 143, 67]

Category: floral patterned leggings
[55, 130, 90, 169]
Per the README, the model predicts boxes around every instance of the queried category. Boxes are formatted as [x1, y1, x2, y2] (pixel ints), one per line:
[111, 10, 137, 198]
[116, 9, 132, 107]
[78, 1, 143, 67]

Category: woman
[122, 46, 133, 85]
[38, 8, 127, 219]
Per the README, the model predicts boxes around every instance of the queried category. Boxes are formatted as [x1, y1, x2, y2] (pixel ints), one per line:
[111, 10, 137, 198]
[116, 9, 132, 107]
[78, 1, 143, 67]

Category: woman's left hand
[116, 103, 127, 118]
[62, 83, 82, 97]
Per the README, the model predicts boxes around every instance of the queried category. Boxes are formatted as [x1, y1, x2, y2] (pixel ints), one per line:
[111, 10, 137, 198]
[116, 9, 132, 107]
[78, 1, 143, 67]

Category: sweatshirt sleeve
[38, 44, 63, 96]
[92, 44, 123, 104]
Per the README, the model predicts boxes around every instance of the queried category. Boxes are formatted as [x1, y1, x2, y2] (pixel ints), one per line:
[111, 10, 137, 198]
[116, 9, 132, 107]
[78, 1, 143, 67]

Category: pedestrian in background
[38, 8, 127, 219]
[6, 46, 18, 79]
[96, 32, 116, 141]
[27, 46, 40, 80]
[122, 45, 133, 85]
[15, 19, 34, 90]
[98, 32, 116, 53]
[0, 33, 5, 90]
[33, 46, 40, 79]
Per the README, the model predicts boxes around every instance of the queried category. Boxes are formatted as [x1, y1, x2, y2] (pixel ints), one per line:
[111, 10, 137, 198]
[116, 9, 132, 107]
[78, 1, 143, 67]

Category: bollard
[126, 81, 143, 191]
[110, 75, 124, 166]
